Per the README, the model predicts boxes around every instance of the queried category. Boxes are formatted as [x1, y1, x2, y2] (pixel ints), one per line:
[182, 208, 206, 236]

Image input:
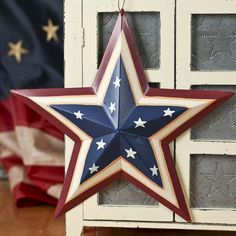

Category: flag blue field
[0, 0, 64, 207]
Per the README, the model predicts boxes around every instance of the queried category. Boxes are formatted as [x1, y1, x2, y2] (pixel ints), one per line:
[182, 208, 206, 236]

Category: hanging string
[118, 0, 126, 12]
[118, 0, 125, 29]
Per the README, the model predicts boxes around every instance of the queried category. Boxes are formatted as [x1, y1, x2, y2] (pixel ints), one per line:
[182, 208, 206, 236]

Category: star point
[7, 40, 29, 63]
[134, 117, 147, 128]
[89, 163, 99, 174]
[125, 148, 137, 159]
[96, 139, 106, 150]
[42, 19, 59, 42]
[163, 108, 175, 117]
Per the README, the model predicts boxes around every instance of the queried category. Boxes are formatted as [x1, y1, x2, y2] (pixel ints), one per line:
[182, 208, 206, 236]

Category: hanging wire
[118, 0, 126, 12]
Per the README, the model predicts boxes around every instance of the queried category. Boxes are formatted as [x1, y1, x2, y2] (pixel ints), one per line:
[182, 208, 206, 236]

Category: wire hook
[118, 0, 126, 13]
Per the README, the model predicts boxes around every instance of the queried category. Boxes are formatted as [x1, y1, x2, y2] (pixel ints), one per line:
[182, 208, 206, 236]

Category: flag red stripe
[13, 182, 57, 207]
[0, 95, 64, 140]
[0, 99, 14, 132]
[1, 155, 23, 171]
[25, 165, 64, 191]
[1, 156, 64, 192]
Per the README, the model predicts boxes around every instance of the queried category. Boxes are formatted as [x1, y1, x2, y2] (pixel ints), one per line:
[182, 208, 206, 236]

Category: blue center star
[50, 57, 187, 188]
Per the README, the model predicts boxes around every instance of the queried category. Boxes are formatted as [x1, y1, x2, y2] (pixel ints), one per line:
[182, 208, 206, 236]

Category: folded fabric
[0, 0, 64, 207]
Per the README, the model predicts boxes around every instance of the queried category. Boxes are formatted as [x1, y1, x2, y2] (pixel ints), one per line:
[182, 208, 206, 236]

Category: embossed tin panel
[191, 85, 236, 141]
[99, 180, 159, 205]
[191, 14, 236, 71]
[98, 12, 160, 69]
[190, 154, 236, 208]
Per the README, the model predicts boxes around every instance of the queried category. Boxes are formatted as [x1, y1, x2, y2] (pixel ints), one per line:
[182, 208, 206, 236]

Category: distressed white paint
[64, 0, 84, 235]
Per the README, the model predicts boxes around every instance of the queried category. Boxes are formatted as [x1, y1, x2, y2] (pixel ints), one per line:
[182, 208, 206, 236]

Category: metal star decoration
[12, 10, 233, 222]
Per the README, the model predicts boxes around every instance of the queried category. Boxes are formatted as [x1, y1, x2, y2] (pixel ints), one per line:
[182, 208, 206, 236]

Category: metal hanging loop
[118, 0, 126, 13]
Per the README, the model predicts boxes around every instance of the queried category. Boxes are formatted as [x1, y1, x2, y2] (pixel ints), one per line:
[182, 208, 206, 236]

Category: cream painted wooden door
[176, 0, 236, 224]
[65, 0, 236, 233]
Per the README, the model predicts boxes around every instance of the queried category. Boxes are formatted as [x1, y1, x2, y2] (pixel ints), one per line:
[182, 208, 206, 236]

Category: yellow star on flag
[42, 19, 59, 42]
[7, 40, 29, 63]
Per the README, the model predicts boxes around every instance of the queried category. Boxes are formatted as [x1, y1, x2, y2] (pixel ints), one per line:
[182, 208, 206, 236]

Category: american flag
[0, 0, 64, 207]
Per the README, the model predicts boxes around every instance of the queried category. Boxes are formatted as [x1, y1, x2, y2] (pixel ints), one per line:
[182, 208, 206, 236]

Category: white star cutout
[113, 76, 122, 88]
[96, 139, 106, 150]
[125, 148, 137, 159]
[163, 108, 175, 117]
[73, 110, 84, 120]
[89, 163, 99, 174]
[108, 102, 116, 114]
[134, 117, 147, 128]
[150, 165, 159, 176]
